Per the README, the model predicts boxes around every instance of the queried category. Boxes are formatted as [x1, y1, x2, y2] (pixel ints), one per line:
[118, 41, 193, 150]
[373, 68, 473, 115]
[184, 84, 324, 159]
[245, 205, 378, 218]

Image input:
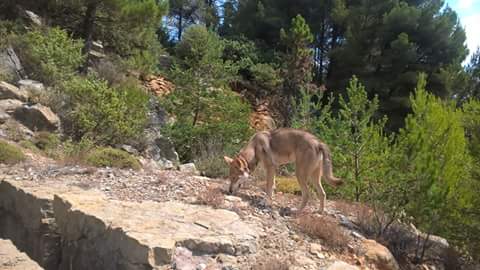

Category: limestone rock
[0, 179, 258, 270]
[0, 81, 29, 101]
[0, 118, 34, 141]
[18, 79, 45, 96]
[179, 163, 199, 175]
[143, 97, 179, 169]
[0, 99, 24, 114]
[359, 239, 399, 270]
[325, 261, 359, 270]
[13, 104, 60, 132]
[0, 110, 9, 124]
[0, 47, 24, 82]
[0, 239, 44, 270]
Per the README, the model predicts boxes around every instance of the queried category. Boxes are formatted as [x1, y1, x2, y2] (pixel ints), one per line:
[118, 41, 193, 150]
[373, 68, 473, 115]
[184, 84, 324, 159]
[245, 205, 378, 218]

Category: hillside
[0, 146, 453, 270]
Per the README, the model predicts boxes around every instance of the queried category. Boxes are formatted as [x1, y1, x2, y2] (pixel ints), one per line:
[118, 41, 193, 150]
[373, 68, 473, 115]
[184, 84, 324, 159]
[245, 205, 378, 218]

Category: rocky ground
[0, 149, 413, 270]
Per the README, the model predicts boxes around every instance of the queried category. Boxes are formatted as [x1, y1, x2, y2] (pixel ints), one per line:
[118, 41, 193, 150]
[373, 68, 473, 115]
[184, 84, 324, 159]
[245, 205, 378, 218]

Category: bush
[196, 187, 224, 208]
[16, 27, 85, 84]
[196, 155, 230, 178]
[0, 140, 26, 164]
[250, 63, 282, 89]
[33, 132, 60, 150]
[297, 215, 350, 250]
[59, 76, 149, 145]
[85, 147, 141, 170]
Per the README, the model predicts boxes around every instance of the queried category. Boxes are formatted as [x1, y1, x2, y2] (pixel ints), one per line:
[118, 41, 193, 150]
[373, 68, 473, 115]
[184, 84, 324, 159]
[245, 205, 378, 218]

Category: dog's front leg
[265, 166, 276, 198]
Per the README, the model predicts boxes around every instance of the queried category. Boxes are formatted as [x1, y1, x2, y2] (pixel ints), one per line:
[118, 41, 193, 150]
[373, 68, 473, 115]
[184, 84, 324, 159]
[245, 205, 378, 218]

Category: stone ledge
[0, 179, 258, 269]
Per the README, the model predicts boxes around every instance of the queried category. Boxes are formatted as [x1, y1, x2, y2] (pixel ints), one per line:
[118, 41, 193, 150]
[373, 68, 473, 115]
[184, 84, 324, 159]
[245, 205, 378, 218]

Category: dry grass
[276, 176, 301, 195]
[297, 215, 350, 250]
[196, 187, 225, 208]
[251, 257, 291, 270]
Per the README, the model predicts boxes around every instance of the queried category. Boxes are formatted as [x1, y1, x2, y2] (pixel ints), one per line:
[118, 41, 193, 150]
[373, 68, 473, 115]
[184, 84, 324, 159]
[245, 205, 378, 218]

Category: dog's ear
[223, 156, 233, 164]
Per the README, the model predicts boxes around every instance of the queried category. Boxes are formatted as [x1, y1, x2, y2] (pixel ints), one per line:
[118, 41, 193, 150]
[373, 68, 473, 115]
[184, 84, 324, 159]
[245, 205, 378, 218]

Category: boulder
[325, 261, 359, 270]
[0, 119, 34, 141]
[0, 99, 24, 114]
[358, 239, 399, 270]
[0, 81, 28, 101]
[19, 9, 43, 26]
[13, 104, 60, 132]
[18, 79, 45, 96]
[0, 47, 24, 82]
[179, 163, 200, 175]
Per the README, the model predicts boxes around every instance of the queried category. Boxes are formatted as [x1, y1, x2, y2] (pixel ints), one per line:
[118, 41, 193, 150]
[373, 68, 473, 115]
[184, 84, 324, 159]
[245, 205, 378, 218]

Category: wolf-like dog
[224, 128, 342, 213]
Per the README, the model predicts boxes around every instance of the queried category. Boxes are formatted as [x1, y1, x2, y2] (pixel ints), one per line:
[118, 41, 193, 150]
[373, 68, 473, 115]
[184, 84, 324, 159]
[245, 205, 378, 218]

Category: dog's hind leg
[312, 166, 326, 213]
[296, 169, 310, 211]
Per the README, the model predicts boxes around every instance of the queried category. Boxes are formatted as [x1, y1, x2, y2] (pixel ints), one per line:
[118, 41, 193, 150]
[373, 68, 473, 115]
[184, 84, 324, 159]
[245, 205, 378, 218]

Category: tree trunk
[81, 0, 99, 74]
[177, 6, 184, 41]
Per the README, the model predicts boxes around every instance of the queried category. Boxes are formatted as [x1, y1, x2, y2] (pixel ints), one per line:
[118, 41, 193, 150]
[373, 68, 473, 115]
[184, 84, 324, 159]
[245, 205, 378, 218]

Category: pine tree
[280, 14, 314, 126]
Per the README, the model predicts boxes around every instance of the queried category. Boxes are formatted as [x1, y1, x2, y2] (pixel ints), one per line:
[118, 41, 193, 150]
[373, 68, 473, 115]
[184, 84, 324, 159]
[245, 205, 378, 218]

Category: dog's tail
[319, 142, 343, 187]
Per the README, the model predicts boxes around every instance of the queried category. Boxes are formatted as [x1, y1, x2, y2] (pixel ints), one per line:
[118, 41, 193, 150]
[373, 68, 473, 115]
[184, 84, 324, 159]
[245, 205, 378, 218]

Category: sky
[446, 0, 480, 62]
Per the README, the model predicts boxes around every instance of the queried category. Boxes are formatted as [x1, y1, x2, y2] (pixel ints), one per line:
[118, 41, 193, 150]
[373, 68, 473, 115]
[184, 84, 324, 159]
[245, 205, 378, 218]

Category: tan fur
[224, 128, 343, 213]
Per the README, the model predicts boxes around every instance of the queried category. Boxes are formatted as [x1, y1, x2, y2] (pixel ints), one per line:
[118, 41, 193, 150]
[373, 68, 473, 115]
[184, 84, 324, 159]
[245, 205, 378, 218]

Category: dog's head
[223, 155, 250, 194]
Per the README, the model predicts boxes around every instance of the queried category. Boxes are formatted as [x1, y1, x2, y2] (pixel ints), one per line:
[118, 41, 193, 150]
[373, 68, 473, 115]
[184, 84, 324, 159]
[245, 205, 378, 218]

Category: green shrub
[16, 27, 84, 84]
[196, 155, 230, 178]
[33, 132, 60, 150]
[60, 76, 149, 145]
[85, 147, 141, 170]
[19, 140, 41, 152]
[250, 63, 282, 89]
[0, 140, 26, 164]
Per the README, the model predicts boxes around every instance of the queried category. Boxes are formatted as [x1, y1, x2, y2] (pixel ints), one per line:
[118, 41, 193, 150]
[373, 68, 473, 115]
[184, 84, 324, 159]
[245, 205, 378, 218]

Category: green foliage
[162, 89, 252, 162]
[0, 140, 26, 164]
[163, 25, 251, 162]
[293, 76, 392, 202]
[16, 27, 85, 84]
[390, 74, 472, 262]
[250, 63, 282, 89]
[46, 0, 168, 75]
[195, 155, 230, 178]
[85, 147, 141, 170]
[33, 132, 60, 151]
[175, 25, 226, 70]
[60, 76, 149, 145]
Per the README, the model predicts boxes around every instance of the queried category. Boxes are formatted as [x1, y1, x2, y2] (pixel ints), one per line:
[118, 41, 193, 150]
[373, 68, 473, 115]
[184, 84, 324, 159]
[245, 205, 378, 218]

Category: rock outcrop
[0, 47, 24, 82]
[0, 239, 44, 270]
[13, 104, 60, 132]
[0, 81, 29, 101]
[0, 99, 24, 114]
[0, 179, 258, 270]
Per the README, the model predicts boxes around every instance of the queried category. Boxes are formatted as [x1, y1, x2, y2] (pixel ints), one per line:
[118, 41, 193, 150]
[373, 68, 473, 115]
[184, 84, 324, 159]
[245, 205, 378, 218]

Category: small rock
[359, 239, 399, 270]
[196, 263, 207, 270]
[120, 144, 139, 155]
[0, 81, 29, 101]
[179, 163, 199, 175]
[351, 231, 365, 239]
